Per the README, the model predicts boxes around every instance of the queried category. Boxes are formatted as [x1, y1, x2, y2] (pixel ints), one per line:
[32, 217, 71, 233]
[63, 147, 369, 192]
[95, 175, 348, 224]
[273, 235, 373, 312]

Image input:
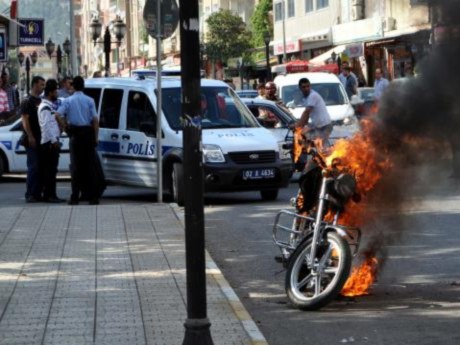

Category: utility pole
[179, 0, 214, 344]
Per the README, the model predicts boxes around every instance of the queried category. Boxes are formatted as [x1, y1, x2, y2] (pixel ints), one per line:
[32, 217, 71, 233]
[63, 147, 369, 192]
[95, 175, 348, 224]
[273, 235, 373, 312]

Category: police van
[84, 77, 292, 205]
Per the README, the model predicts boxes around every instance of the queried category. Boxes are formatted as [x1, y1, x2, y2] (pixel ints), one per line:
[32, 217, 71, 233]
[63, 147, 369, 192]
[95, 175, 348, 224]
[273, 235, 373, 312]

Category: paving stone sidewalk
[0, 204, 266, 345]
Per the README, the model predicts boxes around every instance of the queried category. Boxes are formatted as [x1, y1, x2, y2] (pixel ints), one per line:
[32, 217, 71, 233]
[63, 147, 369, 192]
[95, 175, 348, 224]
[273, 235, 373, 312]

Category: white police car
[84, 77, 293, 205]
[0, 114, 70, 177]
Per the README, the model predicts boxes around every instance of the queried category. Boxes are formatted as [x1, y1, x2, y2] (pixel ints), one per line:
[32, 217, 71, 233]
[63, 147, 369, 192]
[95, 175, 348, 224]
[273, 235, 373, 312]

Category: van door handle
[121, 134, 130, 140]
[111, 133, 119, 140]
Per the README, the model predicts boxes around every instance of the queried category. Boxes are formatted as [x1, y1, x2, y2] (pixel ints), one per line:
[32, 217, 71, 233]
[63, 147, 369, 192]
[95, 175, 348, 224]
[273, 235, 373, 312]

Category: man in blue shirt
[374, 68, 390, 101]
[56, 76, 99, 205]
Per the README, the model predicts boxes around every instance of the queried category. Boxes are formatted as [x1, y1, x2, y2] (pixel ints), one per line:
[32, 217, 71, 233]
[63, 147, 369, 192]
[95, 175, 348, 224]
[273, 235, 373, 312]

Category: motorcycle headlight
[203, 144, 226, 163]
[278, 141, 291, 160]
[333, 173, 357, 201]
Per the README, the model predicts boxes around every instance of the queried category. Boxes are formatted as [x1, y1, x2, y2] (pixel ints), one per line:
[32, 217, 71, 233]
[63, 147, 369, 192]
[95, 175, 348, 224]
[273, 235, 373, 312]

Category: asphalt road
[1, 175, 460, 345]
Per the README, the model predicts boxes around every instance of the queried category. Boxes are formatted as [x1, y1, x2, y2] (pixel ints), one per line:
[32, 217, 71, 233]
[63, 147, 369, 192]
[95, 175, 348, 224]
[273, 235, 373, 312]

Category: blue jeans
[25, 147, 42, 199]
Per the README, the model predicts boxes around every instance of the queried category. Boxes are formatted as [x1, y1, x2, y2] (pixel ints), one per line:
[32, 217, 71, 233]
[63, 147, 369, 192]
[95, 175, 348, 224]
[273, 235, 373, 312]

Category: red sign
[274, 40, 302, 55]
[286, 60, 309, 73]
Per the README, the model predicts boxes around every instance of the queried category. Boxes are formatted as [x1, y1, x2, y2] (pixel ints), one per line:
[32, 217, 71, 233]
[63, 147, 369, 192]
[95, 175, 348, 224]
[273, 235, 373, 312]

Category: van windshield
[281, 83, 347, 107]
[160, 87, 260, 130]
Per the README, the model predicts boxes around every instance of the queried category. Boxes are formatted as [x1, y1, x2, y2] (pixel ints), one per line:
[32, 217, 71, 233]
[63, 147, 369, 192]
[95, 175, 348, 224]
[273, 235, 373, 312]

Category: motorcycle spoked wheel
[285, 231, 352, 310]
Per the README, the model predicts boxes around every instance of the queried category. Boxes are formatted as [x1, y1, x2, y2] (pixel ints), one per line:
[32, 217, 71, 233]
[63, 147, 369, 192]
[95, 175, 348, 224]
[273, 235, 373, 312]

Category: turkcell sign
[18, 18, 44, 46]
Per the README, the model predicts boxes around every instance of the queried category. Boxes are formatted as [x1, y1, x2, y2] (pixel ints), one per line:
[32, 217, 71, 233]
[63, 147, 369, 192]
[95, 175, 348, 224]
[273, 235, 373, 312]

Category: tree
[205, 9, 252, 65]
[250, 0, 273, 49]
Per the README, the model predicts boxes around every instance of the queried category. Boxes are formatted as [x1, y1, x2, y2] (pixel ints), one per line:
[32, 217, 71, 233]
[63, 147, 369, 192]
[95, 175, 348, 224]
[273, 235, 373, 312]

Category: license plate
[242, 168, 275, 180]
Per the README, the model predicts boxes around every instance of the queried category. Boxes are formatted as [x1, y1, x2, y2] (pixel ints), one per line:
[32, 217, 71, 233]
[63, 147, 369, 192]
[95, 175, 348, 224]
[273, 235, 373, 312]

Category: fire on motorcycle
[273, 127, 363, 310]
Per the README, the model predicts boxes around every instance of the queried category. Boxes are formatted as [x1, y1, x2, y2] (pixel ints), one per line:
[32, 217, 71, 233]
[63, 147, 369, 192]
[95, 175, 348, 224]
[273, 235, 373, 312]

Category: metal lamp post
[263, 31, 271, 82]
[331, 51, 341, 73]
[171, 36, 177, 54]
[113, 15, 127, 76]
[45, 38, 61, 79]
[45, 38, 55, 59]
[63, 38, 72, 76]
[17, 51, 38, 95]
[90, 16, 126, 77]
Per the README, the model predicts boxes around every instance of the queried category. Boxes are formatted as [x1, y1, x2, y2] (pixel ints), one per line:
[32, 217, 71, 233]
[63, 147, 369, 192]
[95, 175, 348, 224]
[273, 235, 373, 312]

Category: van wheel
[260, 189, 278, 201]
[172, 163, 185, 206]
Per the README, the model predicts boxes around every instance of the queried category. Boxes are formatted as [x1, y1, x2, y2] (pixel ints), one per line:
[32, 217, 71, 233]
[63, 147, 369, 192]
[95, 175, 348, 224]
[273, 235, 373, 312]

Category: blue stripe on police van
[1, 141, 12, 150]
[98, 141, 120, 153]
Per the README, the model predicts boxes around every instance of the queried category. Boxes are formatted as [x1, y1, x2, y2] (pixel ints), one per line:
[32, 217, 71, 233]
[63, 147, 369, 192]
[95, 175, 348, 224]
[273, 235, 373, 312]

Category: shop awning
[308, 45, 347, 65]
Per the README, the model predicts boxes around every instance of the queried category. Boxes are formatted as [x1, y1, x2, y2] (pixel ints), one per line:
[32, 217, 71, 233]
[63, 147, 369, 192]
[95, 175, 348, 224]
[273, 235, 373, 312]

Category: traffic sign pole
[156, 0, 163, 203]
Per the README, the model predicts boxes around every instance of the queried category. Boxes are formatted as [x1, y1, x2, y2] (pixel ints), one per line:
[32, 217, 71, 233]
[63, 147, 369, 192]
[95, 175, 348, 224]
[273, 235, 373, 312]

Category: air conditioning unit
[383, 17, 397, 31]
[351, 4, 364, 21]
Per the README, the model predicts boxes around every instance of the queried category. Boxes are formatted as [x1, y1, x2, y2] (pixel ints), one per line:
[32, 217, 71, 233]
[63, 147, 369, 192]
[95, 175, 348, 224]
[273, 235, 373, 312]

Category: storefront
[365, 29, 431, 84]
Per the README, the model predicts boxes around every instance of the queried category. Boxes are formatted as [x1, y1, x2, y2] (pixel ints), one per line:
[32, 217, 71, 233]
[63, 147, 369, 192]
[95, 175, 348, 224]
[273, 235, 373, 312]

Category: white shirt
[300, 89, 331, 129]
[38, 99, 61, 144]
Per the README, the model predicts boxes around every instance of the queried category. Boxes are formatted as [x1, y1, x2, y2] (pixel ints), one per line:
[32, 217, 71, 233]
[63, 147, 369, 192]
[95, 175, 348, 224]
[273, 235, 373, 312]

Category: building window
[287, 0, 295, 17]
[274, 2, 283, 21]
[305, 0, 314, 12]
[316, 0, 329, 9]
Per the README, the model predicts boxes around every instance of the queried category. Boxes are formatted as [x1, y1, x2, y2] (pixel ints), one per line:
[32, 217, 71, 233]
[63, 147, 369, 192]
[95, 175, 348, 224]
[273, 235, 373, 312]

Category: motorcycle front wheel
[285, 231, 352, 310]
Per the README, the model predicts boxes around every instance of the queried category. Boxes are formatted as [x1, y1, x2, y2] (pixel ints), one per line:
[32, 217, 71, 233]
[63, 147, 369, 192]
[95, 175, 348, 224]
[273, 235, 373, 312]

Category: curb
[169, 203, 269, 345]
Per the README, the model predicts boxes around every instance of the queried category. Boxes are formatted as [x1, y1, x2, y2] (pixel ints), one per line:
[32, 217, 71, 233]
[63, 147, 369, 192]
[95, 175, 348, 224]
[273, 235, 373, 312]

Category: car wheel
[0, 152, 6, 178]
[172, 162, 185, 206]
[260, 189, 279, 201]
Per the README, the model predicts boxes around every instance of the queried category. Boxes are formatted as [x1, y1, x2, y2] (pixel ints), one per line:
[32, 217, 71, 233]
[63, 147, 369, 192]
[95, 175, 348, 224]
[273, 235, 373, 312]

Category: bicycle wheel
[285, 231, 352, 310]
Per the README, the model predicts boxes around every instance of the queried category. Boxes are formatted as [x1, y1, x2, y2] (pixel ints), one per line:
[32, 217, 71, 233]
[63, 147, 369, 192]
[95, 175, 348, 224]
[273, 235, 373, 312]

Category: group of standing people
[20, 75, 101, 205]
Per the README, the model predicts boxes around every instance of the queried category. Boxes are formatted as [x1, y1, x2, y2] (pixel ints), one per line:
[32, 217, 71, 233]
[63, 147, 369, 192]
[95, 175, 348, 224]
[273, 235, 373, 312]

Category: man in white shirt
[291, 77, 333, 147]
[374, 68, 390, 101]
[38, 79, 64, 203]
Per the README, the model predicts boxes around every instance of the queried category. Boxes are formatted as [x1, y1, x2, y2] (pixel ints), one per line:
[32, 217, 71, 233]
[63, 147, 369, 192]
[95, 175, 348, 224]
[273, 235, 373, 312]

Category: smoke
[355, 1, 460, 269]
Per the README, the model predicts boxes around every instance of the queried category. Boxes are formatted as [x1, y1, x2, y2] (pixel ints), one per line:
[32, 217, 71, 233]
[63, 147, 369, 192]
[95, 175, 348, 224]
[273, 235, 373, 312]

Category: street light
[171, 36, 177, 54]
[45, 38, 55, 59]
[263, 31, 271, 82]
[17, 51, 38, 95]
[63, 37, 72, 76]
[331, 51, 337, 62]
[44, 39, 64, 79]
[90, 15, 126, 77]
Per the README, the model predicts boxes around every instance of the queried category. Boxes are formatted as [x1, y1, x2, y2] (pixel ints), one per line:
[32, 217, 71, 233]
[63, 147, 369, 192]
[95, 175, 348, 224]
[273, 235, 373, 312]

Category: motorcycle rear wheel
[285, 231, 351, 310]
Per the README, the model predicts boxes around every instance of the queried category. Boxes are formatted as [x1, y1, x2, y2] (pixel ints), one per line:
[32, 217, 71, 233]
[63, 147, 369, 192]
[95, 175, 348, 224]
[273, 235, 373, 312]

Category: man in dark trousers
[20, 76, 45, 202]
[56, 76, 99, 205]
[38, 79, 64, 203]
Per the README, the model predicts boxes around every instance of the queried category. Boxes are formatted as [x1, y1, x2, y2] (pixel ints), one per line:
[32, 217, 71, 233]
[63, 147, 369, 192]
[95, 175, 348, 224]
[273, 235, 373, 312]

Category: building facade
[272, 0, 431, 84]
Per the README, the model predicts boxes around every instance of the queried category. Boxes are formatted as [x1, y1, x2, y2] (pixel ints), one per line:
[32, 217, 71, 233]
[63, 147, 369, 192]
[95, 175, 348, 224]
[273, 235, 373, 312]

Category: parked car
[351, 87, 376, 117]
[243, 96, 358, 140]
[235, 90, 258, 99]
[241, 98, 295, 141]
[0, 114, 70, 177]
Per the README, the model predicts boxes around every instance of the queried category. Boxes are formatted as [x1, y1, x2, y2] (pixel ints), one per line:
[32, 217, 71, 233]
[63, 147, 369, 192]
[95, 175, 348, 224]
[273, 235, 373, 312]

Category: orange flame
[341, 256, 379, 296]
[292, 127, 304, 164]
[324, 116, 389, 294]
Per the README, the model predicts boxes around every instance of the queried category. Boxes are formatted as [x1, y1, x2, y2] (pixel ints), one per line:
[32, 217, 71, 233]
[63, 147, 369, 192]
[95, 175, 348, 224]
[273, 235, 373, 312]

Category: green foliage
[250, 0, 273, 48]
[205, 9, 252, 64]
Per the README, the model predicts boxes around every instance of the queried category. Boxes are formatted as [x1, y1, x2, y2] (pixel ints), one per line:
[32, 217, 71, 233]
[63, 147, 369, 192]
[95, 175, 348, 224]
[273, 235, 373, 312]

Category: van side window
[100, 89, 123, 129]
[127, 91, 157, 136]
[84, 88, 102, 111]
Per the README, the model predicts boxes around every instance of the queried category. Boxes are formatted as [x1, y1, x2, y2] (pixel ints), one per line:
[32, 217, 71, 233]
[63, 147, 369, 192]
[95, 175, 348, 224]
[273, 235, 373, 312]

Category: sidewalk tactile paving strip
[0, 205, 255, 345]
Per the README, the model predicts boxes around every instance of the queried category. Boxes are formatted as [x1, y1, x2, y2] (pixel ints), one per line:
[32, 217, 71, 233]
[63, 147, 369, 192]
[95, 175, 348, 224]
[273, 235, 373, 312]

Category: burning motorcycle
[273, 130, 362, 310]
